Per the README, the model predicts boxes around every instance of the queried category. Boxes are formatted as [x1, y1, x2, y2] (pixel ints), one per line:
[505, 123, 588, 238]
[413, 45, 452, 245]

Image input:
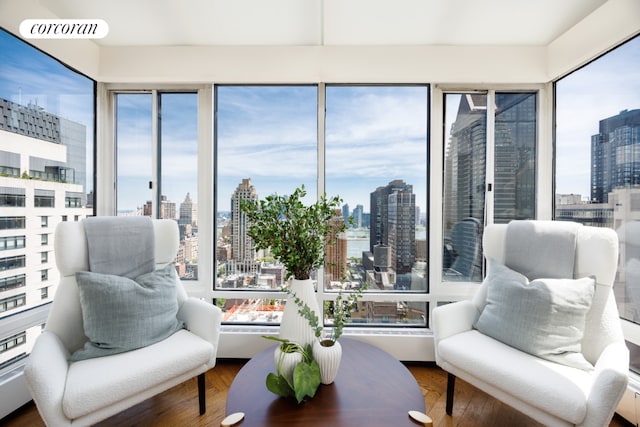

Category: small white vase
[312, 339, 342, 385]
[279, 278, 320, 348]
[274, 345, 303, 385]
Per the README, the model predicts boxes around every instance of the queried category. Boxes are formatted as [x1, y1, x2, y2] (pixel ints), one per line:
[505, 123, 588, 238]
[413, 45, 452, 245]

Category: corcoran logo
[19, 19, 109, 39]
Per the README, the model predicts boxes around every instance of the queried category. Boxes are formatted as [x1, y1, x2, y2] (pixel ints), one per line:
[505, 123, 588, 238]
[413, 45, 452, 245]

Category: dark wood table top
[226, 338, 426, 426]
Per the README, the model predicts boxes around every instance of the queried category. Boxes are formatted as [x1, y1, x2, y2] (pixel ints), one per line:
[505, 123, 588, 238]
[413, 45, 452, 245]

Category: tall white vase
[279, 278, 320, 348]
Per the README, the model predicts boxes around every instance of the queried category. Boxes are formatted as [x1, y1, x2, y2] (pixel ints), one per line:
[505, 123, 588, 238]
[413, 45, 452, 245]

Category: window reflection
[555, 35, 640, 372]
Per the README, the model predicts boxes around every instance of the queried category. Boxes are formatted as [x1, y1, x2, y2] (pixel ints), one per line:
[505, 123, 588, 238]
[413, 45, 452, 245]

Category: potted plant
[287, 285, 365, 384]
[240, 184, 347, 347]
[262, 336, 321, 403]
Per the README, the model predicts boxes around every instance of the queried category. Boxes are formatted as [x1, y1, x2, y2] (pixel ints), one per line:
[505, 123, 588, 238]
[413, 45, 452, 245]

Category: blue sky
[216, 85, 428, 213]
[555, 36, 640, 199]
[115, 93, 199, 212]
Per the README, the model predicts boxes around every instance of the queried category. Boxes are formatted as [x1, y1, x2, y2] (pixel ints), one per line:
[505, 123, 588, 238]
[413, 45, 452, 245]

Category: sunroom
[0, 0, 639, 424]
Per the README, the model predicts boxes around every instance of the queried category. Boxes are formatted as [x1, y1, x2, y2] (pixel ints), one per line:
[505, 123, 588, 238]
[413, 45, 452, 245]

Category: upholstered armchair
[25, 218, 223, 426]
[433, 220, 629, 427]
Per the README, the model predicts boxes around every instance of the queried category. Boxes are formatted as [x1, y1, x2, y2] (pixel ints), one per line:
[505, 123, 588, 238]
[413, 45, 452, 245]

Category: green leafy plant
[286, 285, 365, 344]
[240, 185, 346, 280]
[263, 336, 321, 403]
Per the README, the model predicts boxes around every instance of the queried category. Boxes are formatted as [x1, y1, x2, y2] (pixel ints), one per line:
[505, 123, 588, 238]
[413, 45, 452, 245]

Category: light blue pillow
[474, 259, 596, 371]
[71, 263, 184, 361]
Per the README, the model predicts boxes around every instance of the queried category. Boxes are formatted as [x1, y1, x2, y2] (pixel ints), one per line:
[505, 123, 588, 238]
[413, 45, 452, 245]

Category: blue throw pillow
[71, 263, 184, 361]
[474, 259, 596, 371]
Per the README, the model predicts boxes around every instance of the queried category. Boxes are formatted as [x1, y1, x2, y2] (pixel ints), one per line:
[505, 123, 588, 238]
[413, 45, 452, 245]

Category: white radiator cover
[0, 366, 32, 420]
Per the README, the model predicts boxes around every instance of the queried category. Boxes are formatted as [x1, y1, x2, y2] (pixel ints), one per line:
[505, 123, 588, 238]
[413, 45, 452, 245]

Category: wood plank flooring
[2, 359, 633, 427]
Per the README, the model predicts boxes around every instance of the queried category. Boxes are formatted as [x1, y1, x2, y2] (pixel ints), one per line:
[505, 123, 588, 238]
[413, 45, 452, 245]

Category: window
[214, 85, 431, 328]
[215, 85, 317, 323]
[0, 255, 25, 271]
[0, 28, 95, 374]
[34, 191, 54, 207]
[40, 252, 48, 264]
[0, 274, 25, 291]
[0, 216, 25, 229]
[555, 35, 640, 373]
[116, 93, 152, 215]
[115, 92, 199, 280]
[0, 236, 25, 251]
[442, 91, 537, 283]
[65, 193, 82, 208]
[0, 189, 25, 207]
[325, 85, 429, 326]
[0, 332, 26, 354]
[0, 294, 25, 314]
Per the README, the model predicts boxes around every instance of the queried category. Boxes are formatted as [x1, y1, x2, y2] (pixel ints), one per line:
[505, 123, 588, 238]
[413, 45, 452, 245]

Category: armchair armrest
[24, 331, 72, 426]
[581, 341, 630, 427]
[432, 300, 479, 343]
[177, 298, 223, 349]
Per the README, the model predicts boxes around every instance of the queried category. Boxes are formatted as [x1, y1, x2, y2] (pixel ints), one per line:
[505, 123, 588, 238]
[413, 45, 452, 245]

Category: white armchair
[433, 220, 629, 427]
[24, 219, 223, 426]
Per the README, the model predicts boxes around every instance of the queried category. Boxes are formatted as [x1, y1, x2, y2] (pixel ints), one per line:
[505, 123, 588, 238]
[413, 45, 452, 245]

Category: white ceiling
[38, 0, 608, 47]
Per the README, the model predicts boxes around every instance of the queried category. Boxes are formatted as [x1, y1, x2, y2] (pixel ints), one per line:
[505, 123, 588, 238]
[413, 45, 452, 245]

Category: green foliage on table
[263, 336, 321, 403]
[240, 185, 346, 280]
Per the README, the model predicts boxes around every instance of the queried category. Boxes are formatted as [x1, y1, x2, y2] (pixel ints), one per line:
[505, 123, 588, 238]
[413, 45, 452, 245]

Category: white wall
[547, 0, 640, 79]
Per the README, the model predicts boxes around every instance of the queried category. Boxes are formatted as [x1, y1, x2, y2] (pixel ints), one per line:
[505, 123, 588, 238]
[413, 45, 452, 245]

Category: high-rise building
[342, 203, 349, 225]
[352, 204, 364, 228]
[443, 93, 535, 227]
[0, 98, 91, 369]
[179, 192, 197, 227]
[325, 209, 348, 282]
[388, 188, 415, 275]
[178, 192, 198, 241]
[230, 178, 258, 273]
[143, 195, 176, 220]
[591, 109, 640, 203]
[369, 180, 416, 277]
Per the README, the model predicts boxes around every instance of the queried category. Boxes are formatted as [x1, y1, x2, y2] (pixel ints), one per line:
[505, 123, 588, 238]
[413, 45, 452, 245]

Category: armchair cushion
[71, 263, 184, 361]
[63, 329, 213, 419]
[438, 329, 593, 424]
[474, 259, 595, 371]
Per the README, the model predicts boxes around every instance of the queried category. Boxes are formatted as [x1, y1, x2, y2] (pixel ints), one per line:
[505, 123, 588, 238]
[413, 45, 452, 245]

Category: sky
[555, 36, 640, 199]
[216, 85, 429, 213]
[1, 27, 639, 212]
[0, 29, 94, 192]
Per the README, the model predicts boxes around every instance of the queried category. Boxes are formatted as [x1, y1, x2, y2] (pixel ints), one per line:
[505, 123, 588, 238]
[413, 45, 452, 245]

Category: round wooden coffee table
[226, 338, 426, 426]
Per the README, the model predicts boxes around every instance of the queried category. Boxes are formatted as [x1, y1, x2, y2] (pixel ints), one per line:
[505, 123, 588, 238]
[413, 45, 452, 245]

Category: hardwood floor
[2, 359, 634, 427]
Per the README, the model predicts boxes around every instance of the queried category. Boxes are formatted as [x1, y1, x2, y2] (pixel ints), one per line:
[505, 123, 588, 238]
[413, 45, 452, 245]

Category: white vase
[274, 345, 303, 385]
[279, 278, 320, 348]
[312, 339, 342, 385]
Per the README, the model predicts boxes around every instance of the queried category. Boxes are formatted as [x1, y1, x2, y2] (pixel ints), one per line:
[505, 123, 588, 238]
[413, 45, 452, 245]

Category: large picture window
[215, 85, 317, 323]
[214, 85, 430, 327]
[325, 85, 429, 327]
[555, 35, 640, 373]
[0, 29, 95, 373]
